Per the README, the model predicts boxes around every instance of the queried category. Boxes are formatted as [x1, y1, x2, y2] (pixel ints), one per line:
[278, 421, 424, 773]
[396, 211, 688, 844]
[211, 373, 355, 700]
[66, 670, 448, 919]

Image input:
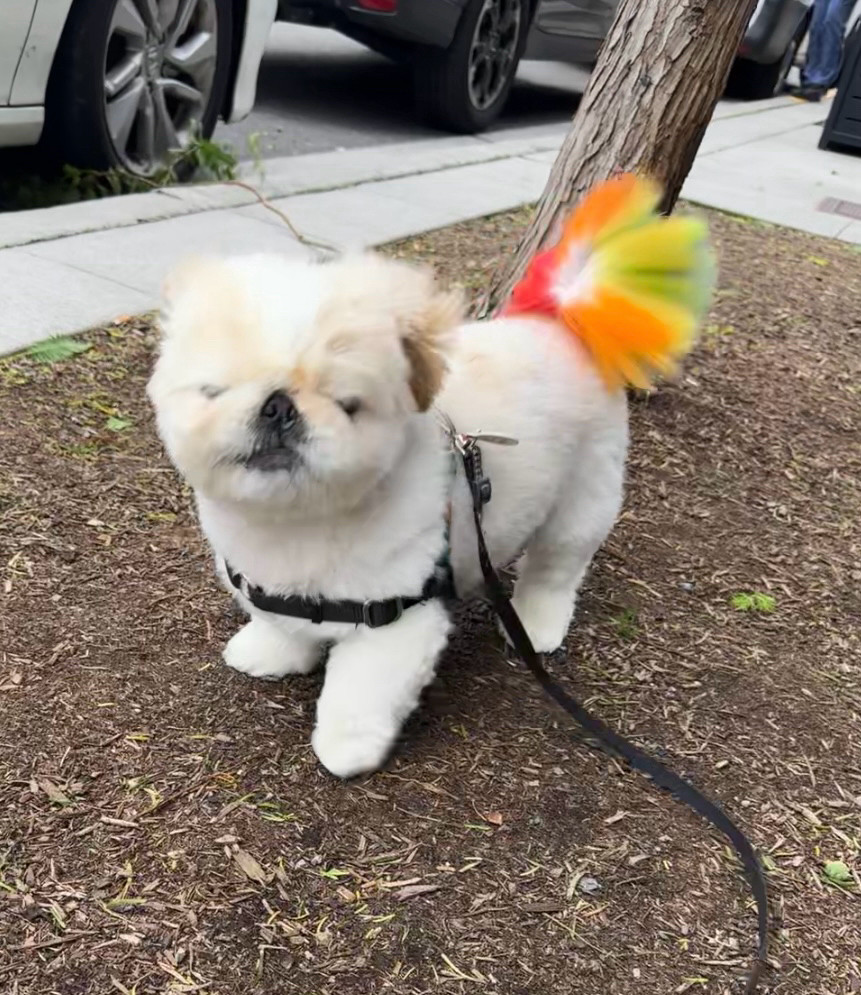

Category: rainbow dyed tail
[503, 174, 715, 390]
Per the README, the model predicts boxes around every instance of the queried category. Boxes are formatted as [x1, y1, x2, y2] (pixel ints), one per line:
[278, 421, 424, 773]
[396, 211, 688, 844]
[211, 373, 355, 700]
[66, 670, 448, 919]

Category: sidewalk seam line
[1, 139, 565, 252]
[698, 118, 828, 157]
[17, 248, 158, 296]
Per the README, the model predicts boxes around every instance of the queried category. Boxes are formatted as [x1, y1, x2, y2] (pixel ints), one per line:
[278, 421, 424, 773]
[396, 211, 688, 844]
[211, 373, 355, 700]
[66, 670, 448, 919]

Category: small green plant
[611, 607, 639, 641]
[180, 136, 238, 182]
[24, 336, 91, 364]
[1, 135, 238, 212]
[105, 416, 132, 432]
[823, 860, 854, 888]
[319, 867, 351, 880]
[730, 592, 776, 614]
[246, 131, 265, 179]
[254, 800, 297, 824]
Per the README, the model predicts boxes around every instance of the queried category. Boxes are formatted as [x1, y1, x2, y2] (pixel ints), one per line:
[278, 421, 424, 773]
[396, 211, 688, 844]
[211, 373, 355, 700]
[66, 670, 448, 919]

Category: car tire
[726, 14, 810, 101]
[414, 0, 529, 133]
[44, 0, 233, 177]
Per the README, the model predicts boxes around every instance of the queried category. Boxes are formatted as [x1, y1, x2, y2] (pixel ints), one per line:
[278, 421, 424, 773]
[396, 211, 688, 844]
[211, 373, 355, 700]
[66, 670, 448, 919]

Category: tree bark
[480, 0, 758, 316]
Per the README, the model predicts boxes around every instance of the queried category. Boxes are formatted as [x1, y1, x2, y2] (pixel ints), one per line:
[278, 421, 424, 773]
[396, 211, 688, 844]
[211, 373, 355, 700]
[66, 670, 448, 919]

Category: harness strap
[457, 439, 769, 995]
[225, 560, 453, 629]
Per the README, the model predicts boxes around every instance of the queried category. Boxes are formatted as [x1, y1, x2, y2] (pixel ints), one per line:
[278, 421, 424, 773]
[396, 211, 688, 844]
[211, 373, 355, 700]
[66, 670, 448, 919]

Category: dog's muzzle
[246, 390, 305, 471]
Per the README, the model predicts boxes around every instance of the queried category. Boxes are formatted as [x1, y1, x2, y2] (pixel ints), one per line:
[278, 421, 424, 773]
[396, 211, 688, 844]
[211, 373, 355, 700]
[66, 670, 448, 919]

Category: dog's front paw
[312, 718, 396, 779]
[506, 589, 575, 654]
[223, 620, 319, 681]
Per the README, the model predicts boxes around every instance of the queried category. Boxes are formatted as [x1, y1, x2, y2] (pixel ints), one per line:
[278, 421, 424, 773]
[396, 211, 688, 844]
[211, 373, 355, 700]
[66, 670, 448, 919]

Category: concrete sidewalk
[1, 95, 860, 354]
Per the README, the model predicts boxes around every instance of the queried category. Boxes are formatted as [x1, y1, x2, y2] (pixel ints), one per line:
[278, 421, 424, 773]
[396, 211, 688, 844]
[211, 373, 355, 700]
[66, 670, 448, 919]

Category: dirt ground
[1, 207, 860, 995]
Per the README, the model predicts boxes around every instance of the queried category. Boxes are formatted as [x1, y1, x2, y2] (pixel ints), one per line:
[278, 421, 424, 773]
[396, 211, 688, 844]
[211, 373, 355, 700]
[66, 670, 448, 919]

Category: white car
[0, 0, 276, 175]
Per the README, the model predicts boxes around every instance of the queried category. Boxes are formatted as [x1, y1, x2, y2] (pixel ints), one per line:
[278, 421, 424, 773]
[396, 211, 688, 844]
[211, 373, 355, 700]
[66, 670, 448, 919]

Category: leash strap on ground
[458, 440, 769, 995]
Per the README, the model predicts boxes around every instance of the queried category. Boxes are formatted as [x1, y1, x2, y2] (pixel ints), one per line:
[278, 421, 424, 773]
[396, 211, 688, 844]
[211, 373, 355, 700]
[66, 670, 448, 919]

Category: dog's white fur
[148, 252, 627, 778]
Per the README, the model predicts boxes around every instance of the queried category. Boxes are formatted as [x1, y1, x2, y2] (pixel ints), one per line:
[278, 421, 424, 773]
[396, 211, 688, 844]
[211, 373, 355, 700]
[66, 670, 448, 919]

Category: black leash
[457, 437, 769, 995]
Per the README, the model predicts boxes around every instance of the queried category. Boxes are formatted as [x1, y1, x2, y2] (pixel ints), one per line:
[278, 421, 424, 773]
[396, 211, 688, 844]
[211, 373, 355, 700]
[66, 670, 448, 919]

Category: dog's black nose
[259, 390, 297, 426]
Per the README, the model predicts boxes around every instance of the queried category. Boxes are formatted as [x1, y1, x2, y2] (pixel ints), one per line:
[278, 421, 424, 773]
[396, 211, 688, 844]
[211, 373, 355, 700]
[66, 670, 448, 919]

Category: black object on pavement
[820, 18, 861, 153]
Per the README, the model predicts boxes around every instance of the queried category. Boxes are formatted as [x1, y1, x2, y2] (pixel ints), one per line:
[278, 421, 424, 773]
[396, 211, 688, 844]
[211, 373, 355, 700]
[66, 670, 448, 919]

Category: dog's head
[147, 252, 462, 510]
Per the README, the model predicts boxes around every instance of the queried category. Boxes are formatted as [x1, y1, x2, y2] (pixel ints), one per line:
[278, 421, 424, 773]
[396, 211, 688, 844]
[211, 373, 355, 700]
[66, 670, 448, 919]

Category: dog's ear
[162, 256, 218, 306]
[401, 286, 464, 412]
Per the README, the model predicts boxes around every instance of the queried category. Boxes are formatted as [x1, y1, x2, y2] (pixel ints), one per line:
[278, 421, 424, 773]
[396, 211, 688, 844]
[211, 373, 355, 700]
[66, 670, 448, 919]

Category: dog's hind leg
[509, 429, 626, 654]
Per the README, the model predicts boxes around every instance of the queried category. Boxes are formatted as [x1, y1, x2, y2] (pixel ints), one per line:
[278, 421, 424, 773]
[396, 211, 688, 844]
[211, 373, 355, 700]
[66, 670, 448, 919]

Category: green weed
[24, 336, 91, 364]
[611, 607, 639, 640]
[730, 591, 776, 613]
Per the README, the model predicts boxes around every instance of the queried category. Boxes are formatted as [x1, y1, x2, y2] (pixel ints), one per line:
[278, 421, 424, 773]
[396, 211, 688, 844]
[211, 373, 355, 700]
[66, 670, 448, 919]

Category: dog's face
[147, 252, 462, 511]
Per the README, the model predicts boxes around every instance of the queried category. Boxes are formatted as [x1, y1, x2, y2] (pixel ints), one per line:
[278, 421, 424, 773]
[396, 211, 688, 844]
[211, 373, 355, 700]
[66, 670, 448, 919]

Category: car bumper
[278, 0, 465, 48]
[740, 0, 809, 64]
[225, 0, 278, 123]
[0, 106, 44, 148]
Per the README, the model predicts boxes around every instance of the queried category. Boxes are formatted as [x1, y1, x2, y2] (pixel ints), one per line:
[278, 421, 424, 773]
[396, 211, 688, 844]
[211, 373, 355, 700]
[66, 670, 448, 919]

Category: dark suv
[277, 0, 812, 131]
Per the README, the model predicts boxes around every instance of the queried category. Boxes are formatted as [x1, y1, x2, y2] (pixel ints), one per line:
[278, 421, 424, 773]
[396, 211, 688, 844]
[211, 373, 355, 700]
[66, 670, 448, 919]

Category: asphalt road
[219, 24, 589, 161]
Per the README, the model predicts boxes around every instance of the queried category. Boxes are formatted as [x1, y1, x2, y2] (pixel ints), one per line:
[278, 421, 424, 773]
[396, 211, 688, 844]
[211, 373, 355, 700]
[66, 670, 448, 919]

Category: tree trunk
[480, 0, 758, 316]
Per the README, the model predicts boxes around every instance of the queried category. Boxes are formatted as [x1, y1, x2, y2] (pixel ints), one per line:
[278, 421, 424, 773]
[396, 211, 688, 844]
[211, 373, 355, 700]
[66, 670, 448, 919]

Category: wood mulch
[1, 205, 859, 994]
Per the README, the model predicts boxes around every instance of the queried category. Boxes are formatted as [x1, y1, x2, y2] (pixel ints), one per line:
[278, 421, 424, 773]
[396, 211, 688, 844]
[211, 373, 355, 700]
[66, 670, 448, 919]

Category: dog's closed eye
[200, 384, 225, 399]
[337, 398, 361, 418]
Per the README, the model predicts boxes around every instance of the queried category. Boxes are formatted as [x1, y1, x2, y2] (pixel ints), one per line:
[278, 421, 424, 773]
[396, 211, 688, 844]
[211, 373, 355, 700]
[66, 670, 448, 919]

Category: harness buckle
[362, 598, 403, 628]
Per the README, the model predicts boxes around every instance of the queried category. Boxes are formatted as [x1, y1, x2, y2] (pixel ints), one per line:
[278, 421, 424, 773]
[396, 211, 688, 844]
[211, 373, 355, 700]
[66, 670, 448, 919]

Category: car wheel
[415, 0, 529, 133]
[45, 0, 233, 177]
[726, 15, 809, 100]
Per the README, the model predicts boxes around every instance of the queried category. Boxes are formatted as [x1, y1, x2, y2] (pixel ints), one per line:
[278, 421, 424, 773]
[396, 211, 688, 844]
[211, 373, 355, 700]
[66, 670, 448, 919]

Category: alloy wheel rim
[468, 0, 521, 111]
[103, 0, 218, 175]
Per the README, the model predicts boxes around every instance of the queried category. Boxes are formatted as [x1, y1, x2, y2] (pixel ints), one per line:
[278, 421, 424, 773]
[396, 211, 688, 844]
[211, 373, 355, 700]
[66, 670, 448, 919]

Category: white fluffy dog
[148, 252, 627, 778]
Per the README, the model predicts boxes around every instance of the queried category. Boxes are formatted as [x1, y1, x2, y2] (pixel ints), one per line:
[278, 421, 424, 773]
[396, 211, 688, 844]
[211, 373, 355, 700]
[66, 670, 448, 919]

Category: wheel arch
[9, 0, 75, 108]
[222, 0, 247, 116]
[221, 0, 276, 122]
[38, 0, 255, 126]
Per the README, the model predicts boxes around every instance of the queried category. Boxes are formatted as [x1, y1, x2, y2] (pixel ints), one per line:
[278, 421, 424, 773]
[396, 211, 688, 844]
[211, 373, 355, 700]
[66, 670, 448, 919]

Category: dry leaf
[521, 900, 566, 913]
[39, 779, 72, 805]
[393, 883, 442, 901]
[604, 809, 628, 825]
[380, 877, 420, 890]
[233, 849, 269, 883]
[482, 811, 504, 826]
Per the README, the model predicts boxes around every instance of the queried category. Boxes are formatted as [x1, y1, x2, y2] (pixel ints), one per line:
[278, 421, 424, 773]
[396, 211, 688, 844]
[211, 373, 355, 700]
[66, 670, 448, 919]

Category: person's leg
[803, 0, 856, 88]
[801, 0, 829, 86]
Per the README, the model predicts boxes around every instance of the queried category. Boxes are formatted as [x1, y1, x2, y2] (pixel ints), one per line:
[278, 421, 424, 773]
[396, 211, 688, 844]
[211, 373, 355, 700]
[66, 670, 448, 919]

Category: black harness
[225, 424, 769, 994]
[226, 558, 453, 629]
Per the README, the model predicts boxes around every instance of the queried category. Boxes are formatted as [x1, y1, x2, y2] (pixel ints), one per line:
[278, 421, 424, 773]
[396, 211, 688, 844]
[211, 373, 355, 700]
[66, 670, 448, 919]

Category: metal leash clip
[460, 437, 491, 510]
[464, 432, 519, 447]
[435, 410, 519, 514]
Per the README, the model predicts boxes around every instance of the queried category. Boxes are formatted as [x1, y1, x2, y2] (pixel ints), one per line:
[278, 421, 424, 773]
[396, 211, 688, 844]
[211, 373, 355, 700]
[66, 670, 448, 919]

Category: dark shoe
[793, 84, 827, 102]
